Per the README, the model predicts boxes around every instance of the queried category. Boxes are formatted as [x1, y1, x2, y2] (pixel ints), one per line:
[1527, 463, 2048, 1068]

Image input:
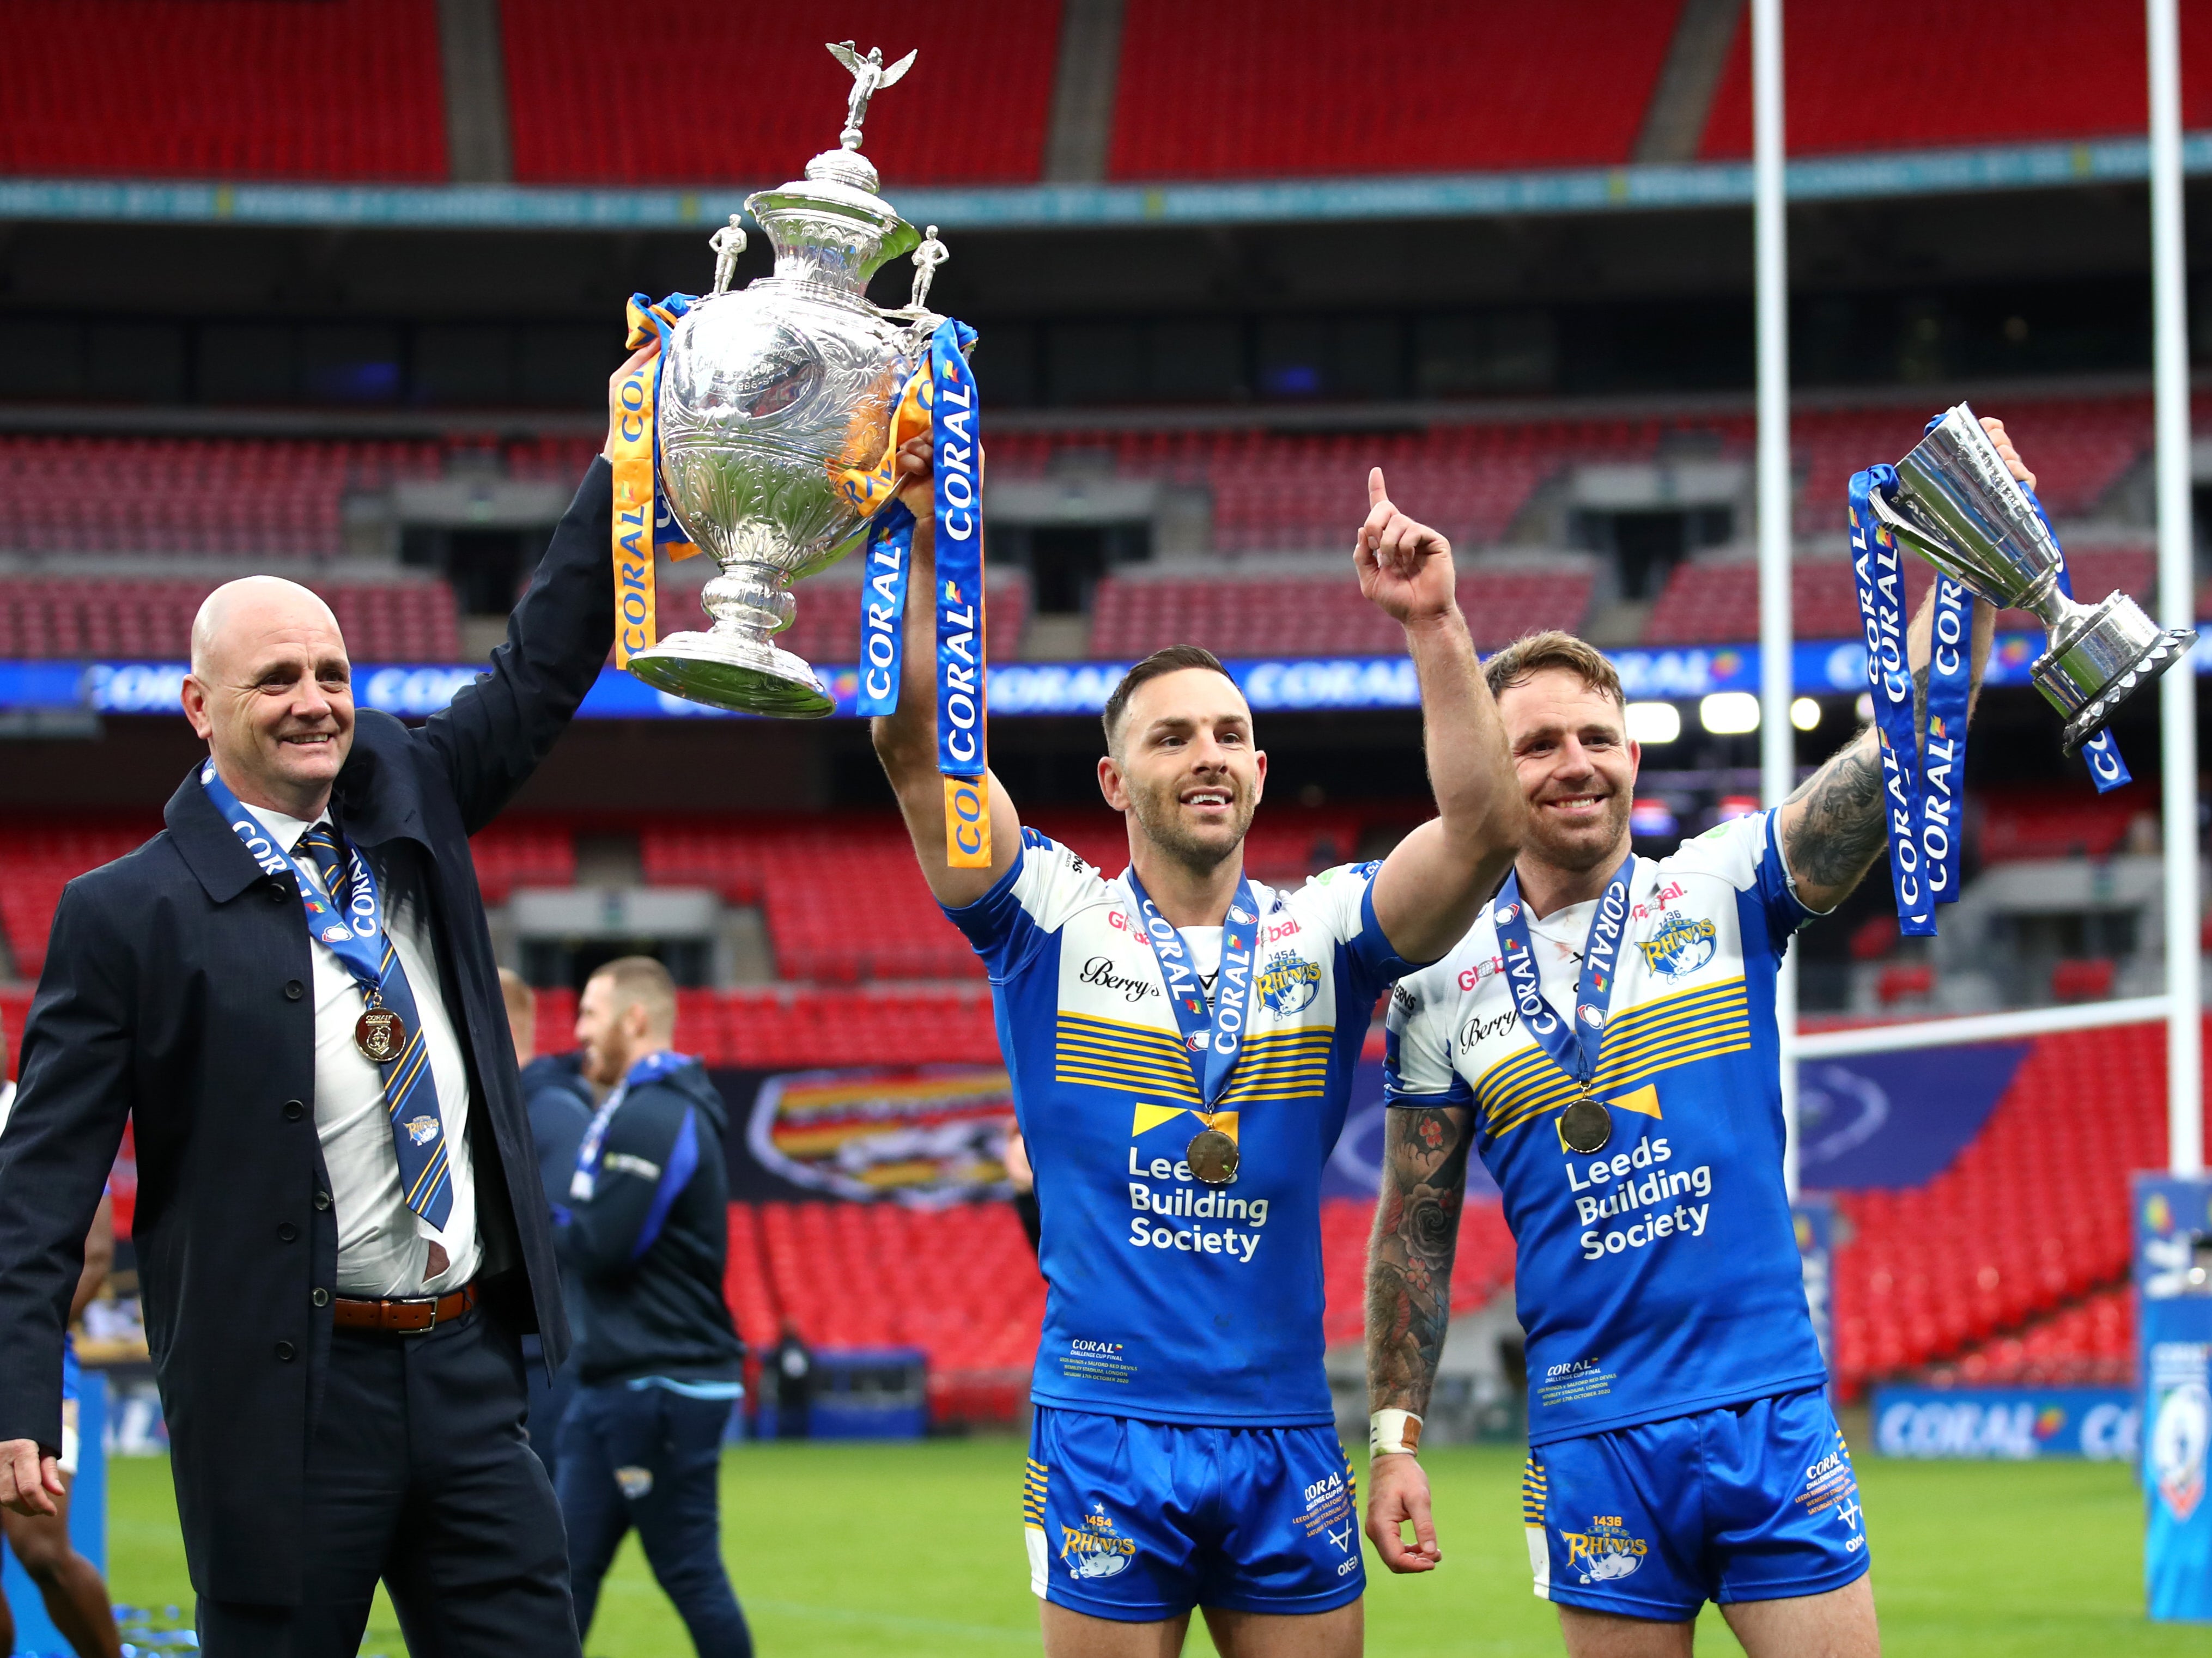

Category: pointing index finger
[1368, 466, 1389, 509]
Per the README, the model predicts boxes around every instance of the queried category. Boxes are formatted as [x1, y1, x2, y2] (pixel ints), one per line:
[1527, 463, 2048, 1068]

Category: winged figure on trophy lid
[828, 41, 917, 150]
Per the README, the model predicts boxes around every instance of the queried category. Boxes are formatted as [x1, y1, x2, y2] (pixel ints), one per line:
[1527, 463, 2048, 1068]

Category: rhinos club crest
[1256, 950, 1322, 1017]
[1636, 913, 1716, 981]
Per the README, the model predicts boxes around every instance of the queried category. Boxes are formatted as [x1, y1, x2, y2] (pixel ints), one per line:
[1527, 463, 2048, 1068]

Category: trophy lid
[736, 44, 921, 303]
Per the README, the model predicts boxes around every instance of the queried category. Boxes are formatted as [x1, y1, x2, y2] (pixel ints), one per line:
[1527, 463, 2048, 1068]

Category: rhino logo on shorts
[1561, 1516, 1649, 1585]
[1062, 1507, 1138, 1581]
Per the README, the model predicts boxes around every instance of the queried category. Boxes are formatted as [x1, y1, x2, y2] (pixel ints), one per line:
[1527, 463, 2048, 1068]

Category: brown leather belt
[331, 1282, 476, 1335]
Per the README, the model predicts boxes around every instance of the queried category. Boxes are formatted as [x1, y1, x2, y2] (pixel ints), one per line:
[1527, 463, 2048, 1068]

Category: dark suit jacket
[0, 459, 614, 1603]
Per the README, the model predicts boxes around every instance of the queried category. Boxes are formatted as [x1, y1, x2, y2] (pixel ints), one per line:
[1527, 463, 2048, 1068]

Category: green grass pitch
[96, 1437, 2199, 1656]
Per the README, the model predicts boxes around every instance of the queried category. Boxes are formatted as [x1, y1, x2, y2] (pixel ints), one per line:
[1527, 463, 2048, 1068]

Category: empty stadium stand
[501, 0, 1062, 186]
[1824, 1021, 2172, 1398]
[1089, 569, 1593, 659]
[0, 436, 441, 558]
[1700, 0, 2212, 158]
[1977, 785, 2146, 862]
[1108, 0, 1685, 179]
[0, 819, 159, 977]
[0, 0, 448, 180]
[1929, 1283, 2133, 1388]
[1790, 398, 2152, 536]
[0, 577, 461, 662]
[1642, 545, 2154, 644]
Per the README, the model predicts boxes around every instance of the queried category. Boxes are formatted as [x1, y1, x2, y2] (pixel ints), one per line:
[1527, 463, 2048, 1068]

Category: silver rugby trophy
[1865, 403, 2196, 755]
[624, 41, 958, 717]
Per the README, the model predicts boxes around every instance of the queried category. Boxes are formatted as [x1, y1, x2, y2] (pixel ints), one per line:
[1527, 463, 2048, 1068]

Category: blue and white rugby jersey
[946, 828, 1414, 1426]
[1384, 811, 1828, 1446]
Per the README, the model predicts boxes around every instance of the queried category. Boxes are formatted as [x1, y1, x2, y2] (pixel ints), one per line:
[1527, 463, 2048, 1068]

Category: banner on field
[1871, 1385, 2140, 1460]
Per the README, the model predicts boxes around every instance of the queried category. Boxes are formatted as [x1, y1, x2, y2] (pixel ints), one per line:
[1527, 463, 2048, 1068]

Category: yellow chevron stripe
[1057, 1066, 1201, 1102]
[1057, 1012, 1194, 1052]
[1591, 1021, 1751, 1086]
[1054, 1037, 1193, 1069]
[1596, 985, 1749, 1047]
[1488, 1029, 1754, 1139]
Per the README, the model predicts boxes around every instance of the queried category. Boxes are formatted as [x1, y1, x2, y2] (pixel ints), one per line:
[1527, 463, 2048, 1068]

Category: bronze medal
[355, 1007, 405, 1064]
[1560, 1095, 1612, 1155]
[1186, 1125, 1240, 1186]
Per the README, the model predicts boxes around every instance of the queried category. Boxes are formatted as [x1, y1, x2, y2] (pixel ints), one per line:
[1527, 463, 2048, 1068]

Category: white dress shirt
[246, 804, 481, 1299]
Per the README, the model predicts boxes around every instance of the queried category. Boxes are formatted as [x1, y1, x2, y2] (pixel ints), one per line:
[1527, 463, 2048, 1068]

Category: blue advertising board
[44, 631, 2154, 726]
[2133, 1172, 2212, 1623]
[1870, 1385, 2140, 1461]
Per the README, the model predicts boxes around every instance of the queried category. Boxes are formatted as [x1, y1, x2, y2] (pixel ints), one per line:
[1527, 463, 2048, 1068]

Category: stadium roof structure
[5, 135, 2212, 234]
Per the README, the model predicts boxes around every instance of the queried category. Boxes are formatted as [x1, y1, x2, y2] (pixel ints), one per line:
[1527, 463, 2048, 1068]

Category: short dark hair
[1483, 629, 1625, 709]
[1102, 644, 1239, 752]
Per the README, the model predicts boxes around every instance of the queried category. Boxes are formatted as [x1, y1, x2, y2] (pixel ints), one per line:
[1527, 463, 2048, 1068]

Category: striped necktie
[295, 824, 453, 1229]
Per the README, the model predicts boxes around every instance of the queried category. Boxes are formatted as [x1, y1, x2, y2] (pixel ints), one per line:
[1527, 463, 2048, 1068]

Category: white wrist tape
[1369, 1407, 1423, 1458]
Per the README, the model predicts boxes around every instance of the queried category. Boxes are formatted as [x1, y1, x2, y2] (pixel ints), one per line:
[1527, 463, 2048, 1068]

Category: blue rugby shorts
[1523, 1387, 1870, 1620]
[1023, 1405, 1365, 1620]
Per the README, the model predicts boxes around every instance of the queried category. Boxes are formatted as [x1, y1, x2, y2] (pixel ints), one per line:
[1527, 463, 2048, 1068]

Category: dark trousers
[557, 1382, 751, 1657]
[196, 1308, 579, 1658]
[521, 1333, 580, 1488]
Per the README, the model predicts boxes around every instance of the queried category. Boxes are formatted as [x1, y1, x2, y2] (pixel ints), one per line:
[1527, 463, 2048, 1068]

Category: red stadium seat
[1700, 0, 2212, 159]
[0, 436, 441, 560]
[0, 577, 460, 663]
[1110, 0, 1685, 179]
[501, 2, 1061, 186]
[1825, 1020, 2192, 1398]
[0, 0, 448, 180]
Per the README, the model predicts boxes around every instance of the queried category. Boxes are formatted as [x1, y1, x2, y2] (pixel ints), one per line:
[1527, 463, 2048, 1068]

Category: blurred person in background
[502, 968, 593, 1484]
[556, 956, 750, 1658]
[0, 1021, 121, 1658]
[766, 1324, 813, 1440]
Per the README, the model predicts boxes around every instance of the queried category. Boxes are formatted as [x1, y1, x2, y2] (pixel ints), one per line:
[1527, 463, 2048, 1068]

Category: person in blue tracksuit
[501, 968, 593, 1485]
[554, 956, 749, 1658]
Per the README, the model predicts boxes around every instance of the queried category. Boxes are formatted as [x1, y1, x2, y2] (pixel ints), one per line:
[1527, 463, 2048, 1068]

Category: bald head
[190, 577, 341, 679]
[181, 576, 355, 820]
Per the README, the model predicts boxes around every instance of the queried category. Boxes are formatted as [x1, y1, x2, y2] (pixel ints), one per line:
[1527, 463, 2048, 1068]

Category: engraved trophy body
[624, 44, 946, 716]
[1866, 403, 2197, 754]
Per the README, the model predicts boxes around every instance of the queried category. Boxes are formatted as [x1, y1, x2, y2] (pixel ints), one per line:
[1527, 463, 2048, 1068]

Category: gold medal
[1560, 1095, 1612, 1155]
[1186, 1125, 1240, 1185]
[355, 1007, 405, 1064]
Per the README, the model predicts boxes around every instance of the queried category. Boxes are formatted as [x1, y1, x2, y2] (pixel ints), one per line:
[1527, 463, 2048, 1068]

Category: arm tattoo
[1782, 663, 1928, 899]
[1365, 1105, 1474, 1417]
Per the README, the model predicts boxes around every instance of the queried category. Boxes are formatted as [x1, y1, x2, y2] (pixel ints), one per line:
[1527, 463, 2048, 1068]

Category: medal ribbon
[569, 1049, 695, 1205]
[1121, 867, 1261, 1116]
[200, 761, 452, 1227]
[610, 292, 702, 669]
[1491, 858, 1635, 1096]
[1849, 464, 1955, 937]
[829, 320, 991, 868]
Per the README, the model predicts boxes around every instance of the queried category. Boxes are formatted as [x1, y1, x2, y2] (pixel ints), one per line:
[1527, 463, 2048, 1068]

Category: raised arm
[1358, 468, 1526, 964]
[420, 344, 647, 832]
[1363, 1100, 1475, 1573]
[1777, 416, 2022, 913]
[868, 437, 1020, 907]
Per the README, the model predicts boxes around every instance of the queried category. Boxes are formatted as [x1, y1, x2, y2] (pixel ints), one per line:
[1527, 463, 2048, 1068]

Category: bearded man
[1365, 421, 2032, 1658]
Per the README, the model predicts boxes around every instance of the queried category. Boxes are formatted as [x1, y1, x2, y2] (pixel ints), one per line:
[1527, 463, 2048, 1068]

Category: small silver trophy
[1864, 403, 2197, 754]
[625, 42, 956, 717]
